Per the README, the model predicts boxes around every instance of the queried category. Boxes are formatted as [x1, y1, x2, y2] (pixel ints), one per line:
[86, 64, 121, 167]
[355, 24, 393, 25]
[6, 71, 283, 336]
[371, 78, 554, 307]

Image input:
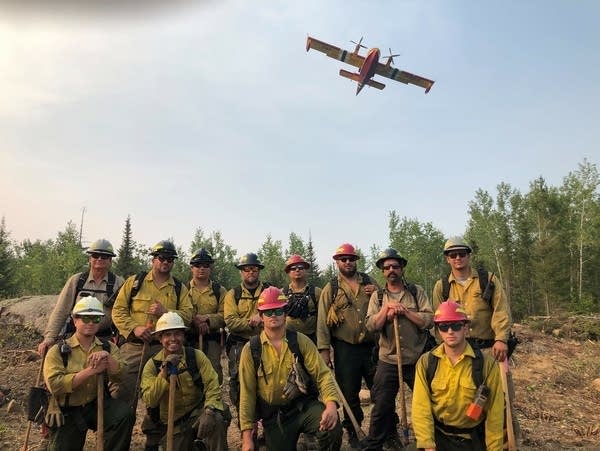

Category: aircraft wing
[375, 64, 435, 93]
[306, 36, 365, 69]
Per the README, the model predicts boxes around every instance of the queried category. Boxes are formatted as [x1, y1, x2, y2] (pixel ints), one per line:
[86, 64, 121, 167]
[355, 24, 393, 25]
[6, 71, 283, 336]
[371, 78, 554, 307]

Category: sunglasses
[262, 308, 285, 317]
[382, 264, 402, 271]
[90, 253, 110, 260]
[157, 255, 176, 263]
[242, 266, 260, 273]
[192, 263, 210, 268]
[288, 265, 306, 271]
[75, 316, 102, 324]
[447, 251, 468, 259]
[437, 322, 465, 332]
[338, 257, 357, 263]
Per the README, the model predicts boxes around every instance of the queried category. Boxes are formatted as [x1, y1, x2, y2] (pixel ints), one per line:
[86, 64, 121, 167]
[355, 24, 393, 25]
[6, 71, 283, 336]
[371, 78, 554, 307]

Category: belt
[227, 334, 249, 344]
[434, 417, 480, 435]
[467, 338, 495, 349]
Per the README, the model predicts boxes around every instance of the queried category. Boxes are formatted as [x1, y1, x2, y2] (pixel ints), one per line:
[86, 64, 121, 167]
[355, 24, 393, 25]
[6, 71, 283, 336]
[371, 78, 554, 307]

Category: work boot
[383, 431, 404, 450]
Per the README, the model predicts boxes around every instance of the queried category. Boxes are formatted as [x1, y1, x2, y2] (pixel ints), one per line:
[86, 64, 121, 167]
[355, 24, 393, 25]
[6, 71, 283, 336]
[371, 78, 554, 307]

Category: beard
[339, 266, 357, 278]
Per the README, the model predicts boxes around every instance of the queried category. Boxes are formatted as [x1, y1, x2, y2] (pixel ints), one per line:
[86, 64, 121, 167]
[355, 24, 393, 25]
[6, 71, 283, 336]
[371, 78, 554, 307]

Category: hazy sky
[1, 1, 598, 267]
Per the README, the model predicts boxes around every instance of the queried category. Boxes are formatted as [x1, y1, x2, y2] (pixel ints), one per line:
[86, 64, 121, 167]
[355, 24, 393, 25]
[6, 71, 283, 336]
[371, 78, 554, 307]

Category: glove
[44, 396, 64, 428]
[161, 354, 182, 371]
[194, 408, 219, 438]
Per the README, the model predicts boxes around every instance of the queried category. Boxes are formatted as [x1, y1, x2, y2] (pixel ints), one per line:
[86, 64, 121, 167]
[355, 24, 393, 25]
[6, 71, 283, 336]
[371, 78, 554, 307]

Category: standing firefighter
[316, 243, 377, 448]
[187, 248, 227, 383]
[432, 236, 519, 443]
[111, 239, 193, 450]
[223, 252, 270, 410]
[239, 287, 342, 451]
[38, 239, 124, 356]
[43, 297, 134, 451]
[141, 312, 228, 450]
[411, 301, 504, 451]
[283, 254, 321, 343]
[361, 248, 434, 450]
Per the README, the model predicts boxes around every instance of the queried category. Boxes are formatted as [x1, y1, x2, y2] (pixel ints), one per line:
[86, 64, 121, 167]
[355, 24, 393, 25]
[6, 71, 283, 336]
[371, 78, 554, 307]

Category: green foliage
[258, 234, 286, 287]
[0, 217, 17, 299]
[189, 228, 239, 289]
[114, 215, 147, 277]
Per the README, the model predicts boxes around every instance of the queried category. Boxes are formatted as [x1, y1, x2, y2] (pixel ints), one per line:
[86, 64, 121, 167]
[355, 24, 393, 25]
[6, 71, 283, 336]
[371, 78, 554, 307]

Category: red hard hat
[333, 243, 358, 260]
[434, 300, 469, 323]
[257, 287, 288, 311]
[285, 254, 310, 273]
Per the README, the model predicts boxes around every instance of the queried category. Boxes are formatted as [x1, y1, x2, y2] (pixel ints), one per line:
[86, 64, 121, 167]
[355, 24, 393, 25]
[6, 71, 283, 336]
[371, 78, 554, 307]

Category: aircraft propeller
[384, 47, 401, 66]
[350, 37, 367, 53]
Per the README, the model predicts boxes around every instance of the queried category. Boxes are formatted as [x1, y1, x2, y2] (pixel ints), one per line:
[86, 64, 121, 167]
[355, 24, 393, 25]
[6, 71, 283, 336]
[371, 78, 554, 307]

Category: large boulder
[0, 296, 58, 335]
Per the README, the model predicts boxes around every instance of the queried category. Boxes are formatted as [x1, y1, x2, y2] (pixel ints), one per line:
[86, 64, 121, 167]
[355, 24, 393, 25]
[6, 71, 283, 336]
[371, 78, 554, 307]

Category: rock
[552, 329, 561, 337]
[359, 388, 371, 405]
[591, 378, 600, 393]
[0, 296, 58, 335]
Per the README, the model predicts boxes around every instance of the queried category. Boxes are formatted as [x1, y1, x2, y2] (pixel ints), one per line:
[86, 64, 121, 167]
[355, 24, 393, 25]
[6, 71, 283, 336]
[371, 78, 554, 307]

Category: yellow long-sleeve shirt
[112, 272, 192, 338]
[44, 335, 124, 407]
[223, 282, 268, 340]
[432, 268, 511, 342]
[238, 330, 339, 432]
[141, 348, 224, 424]
[411, 343, 504, 451]
[188, 279, 226, 333]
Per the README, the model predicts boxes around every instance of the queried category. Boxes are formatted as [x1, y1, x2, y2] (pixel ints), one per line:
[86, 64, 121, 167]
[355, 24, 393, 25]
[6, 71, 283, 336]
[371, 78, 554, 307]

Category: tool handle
[96, 373, 104, 451]
[166, 373, 177, 451]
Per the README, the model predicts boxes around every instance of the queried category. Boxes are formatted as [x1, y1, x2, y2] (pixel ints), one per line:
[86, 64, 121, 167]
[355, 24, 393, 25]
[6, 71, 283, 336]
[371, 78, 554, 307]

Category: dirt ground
[1, 319, 599, 450]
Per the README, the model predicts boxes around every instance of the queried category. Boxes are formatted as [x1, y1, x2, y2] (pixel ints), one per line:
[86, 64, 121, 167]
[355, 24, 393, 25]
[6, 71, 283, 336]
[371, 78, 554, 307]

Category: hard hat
[284, 254, 310, 273]
[153, 312, 187, 334]
[235, 253, 264, 269]
[190, 248, 214, 265]
[443, 236, 472, 255]
[433, 301, 469, 323]
[257, 287, 288, 311]
[150, 240, 178, 258]
[375, 248, 407, 269]
[86, 239, 116, 257]
[72, 296, 105, 316]
[332, 243, 359, 260]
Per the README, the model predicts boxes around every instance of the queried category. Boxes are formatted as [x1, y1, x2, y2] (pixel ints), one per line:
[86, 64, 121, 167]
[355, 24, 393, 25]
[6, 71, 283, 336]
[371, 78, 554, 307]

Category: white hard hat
[153, 312, 187, 334]
[72, 296, 105, 316]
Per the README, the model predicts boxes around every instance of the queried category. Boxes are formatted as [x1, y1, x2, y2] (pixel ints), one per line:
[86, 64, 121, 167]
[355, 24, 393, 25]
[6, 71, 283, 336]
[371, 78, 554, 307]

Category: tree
[189, 228, 239, 289]
[0, 217, 17, 298]
[305, 233, 323, 287]
[257, 234, 286, 287]
[114, 215, 146, 277]
[388, 212, 445, 295]
[286, 232, 306, 257]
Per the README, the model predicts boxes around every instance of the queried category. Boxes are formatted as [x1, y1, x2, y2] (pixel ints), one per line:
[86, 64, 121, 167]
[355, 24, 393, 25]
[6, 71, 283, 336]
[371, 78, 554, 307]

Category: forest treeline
[1, 160, 598, 321]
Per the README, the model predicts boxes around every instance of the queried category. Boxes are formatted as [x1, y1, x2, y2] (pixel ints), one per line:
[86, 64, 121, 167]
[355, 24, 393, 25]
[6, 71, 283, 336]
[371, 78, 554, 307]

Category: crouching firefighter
[43, 296, 134, 451]
[411, 301, 504, 451]
[239, 287, 342, 451]
[141, 312, 229, 451]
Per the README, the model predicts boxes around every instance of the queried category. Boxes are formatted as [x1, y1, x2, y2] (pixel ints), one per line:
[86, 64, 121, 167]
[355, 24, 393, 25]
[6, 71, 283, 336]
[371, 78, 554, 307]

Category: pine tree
[305, 232, 322, 287]
[114, 215, 145, 277]
[0, 217, 17, 298]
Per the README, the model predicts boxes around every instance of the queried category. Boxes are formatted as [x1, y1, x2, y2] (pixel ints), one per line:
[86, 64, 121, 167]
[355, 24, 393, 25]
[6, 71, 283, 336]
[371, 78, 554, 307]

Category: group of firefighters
[34, 236, 519, 451]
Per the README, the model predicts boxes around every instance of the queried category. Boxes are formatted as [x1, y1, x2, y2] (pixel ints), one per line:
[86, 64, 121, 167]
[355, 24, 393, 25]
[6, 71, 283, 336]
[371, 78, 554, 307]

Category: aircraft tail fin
[339, 69, 360, 82]
[366, 79, 385, 90]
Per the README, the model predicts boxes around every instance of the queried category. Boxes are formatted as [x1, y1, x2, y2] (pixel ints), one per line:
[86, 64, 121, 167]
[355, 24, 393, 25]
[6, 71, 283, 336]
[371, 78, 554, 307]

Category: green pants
[263, 399, 342, 451]
[159, 409, 228, 451]
[48, 397, 134, 451]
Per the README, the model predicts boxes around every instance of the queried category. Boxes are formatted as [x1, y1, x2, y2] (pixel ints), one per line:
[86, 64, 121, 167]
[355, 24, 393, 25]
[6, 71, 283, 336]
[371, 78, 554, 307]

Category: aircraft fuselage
[356, 47, 380, 95]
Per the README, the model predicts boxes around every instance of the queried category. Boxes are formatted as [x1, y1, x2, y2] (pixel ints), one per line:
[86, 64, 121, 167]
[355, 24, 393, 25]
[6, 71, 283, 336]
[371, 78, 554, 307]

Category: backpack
[282, 285, 317, 319]
[75, 271, 118, 307]
[148, 347, 204, 423]
[441, 268, 495, 306]
[330, 272, 371, 301]
[249, 329, 317, 395]
[233, 282, 270, 305]
[425, 346, 484, 390]
[127, 271, 183, 310]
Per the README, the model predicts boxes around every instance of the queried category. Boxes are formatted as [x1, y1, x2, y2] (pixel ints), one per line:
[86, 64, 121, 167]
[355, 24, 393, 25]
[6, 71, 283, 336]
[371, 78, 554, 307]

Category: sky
[1, 1, 599, 268]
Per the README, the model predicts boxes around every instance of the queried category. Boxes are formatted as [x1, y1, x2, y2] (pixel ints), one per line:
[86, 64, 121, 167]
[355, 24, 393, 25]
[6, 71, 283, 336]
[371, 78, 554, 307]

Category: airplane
[306, 35, 435, 96]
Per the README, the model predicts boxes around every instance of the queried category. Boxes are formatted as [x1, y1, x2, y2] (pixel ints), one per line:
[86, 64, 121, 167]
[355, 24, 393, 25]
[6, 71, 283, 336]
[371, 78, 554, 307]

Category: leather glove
[194, 408, 219, 438]
[162, 354, 181, 368]
[44, 396, 64, 428]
